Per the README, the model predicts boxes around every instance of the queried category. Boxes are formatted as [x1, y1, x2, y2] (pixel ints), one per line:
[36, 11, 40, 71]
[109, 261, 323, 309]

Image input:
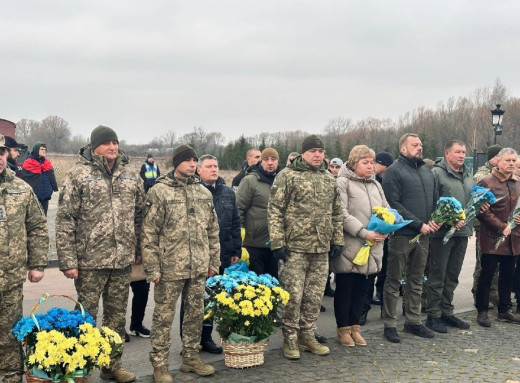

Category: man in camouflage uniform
[472, 144, 502, 307]
[0, 134, 48, 383]
[141, 145, 220, 382]
[268, 135, 344, 360]
[57, 126, 144, 383]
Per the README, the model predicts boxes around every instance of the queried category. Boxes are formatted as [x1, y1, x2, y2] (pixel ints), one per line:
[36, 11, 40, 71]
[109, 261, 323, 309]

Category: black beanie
[172, 144, 198, 168]
[301, 135, 324, 153]
[91, 125, 118, 150]
[487, 144, 502, 160]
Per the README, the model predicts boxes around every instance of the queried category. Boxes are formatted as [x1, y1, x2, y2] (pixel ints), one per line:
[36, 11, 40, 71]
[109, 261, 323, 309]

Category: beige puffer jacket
[331, 165, 389, 275]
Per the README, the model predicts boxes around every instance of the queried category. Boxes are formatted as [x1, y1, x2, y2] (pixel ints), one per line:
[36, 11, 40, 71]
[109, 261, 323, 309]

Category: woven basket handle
[30, 293, 86, 331]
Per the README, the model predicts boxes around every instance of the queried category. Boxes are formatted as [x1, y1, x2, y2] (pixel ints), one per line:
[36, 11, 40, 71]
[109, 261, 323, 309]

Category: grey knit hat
[172, 144, 198, 168]
[90, 125, 118, 150]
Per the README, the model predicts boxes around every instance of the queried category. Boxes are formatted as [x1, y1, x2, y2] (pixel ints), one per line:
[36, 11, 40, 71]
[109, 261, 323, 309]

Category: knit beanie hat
[172, 144, 198, 168]
[261, 147, 279, 160]
[375, 151, 394, 168]
[90, 125, 118, 150]
[301, 135, 324, 153]
[487, 144, 502, 160]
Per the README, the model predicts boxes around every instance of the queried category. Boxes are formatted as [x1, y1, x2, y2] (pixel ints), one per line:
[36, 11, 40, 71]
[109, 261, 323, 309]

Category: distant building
[0, 118, 16, 137]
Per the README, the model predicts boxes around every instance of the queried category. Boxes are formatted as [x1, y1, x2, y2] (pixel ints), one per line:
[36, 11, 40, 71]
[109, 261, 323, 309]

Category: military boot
[283, 338, 300, 360]
[100, 368, 136, 383]
[180, 356, 215, 376]
[351, 325, 367, 346]
[476, 311, 491, 327]
[298, 333, 330, 356]
[337, 326, 354, 347]
[153, 366, 173, 383]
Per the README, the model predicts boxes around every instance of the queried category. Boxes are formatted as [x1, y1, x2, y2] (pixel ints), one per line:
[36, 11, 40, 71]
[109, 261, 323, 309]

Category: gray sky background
[2, 0, 519, 145]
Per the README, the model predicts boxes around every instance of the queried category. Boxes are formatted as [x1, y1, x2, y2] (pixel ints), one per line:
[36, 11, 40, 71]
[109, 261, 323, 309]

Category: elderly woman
[331, 145, 389, 346]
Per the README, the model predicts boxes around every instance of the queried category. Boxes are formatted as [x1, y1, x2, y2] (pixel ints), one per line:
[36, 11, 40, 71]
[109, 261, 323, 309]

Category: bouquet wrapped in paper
[352, 206, 412, 266]
[409, 197, 465, 244]
[494, 197, 520, 250]
[443, 186, 501, 244]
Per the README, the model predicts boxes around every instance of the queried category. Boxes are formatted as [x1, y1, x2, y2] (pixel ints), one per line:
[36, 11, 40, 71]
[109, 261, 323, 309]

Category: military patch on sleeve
[145, 199, 153, 207]
[272, 182, 278, 189]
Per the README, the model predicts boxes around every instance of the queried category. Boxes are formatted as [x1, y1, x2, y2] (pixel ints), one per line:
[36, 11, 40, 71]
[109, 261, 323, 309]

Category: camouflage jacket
[268, 156, 344, 253]
[0, 168, 48, 292]
[474, 162, 493, 184]
[141, 171, 220, 282]
[56, 145, 145, 271]
[473, 162, 493, 230]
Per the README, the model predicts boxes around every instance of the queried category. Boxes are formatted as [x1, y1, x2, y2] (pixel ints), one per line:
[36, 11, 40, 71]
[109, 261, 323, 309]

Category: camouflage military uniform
[56, 145, 145, 371]
[268, 157, 343, 340]
[0, 167, 48, 383]
[472, 162, 499, 304]
[141, 172, 220, 366]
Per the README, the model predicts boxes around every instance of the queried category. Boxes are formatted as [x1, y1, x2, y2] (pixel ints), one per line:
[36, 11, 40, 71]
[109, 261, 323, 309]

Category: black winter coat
[203, 177, 242, 268]
[382, 154, 438, 236]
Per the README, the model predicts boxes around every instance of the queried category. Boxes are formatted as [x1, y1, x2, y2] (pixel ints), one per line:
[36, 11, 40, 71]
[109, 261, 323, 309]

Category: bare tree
[161, 130, 177, 148]
[39, 115, 72, 153]
[15, 119, 40, 141]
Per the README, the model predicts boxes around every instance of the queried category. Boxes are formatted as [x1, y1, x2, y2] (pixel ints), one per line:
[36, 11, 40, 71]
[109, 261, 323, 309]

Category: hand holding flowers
[409, 197, 463, 244]
[494, 197, 520, 249]
[352, 207, 412, 266]
[443, 186, 501, 244]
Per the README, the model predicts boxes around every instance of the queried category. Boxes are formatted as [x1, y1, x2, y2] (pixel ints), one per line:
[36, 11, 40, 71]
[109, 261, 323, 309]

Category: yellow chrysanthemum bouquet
[205, 271, 289, 343]
[12, 294, 122, 383]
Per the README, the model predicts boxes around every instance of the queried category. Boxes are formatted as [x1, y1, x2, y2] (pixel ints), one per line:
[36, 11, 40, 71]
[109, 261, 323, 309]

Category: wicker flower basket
[24, 294, 90, 383]
[26, 373, 86, 383]
[221, 339, 269, 369]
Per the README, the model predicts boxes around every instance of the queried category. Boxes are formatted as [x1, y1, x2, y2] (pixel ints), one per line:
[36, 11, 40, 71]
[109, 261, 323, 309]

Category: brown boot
[180, 356, 215, 376]
[337, 326, 355, 347]
[153, 366, 173, 383]
[351, 325, 367, 346]
[100, 368, 136, 383]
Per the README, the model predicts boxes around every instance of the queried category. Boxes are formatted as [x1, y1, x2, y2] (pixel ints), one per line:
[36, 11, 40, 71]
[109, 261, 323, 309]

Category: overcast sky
[2, 0, 520, 145]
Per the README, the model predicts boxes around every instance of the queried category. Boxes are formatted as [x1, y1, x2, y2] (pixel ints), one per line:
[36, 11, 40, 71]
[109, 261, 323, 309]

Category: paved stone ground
[124, 310, 520, 383]
[34, 194, 520, 383]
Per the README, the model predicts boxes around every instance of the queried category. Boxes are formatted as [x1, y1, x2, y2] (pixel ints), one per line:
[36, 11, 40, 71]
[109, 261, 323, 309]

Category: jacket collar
[398, 154, 425, 168]
[492, 167, 519, 183]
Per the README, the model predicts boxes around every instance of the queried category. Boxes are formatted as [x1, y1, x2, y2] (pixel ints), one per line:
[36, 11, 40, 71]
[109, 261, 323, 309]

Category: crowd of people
[2, 127, 520, 383]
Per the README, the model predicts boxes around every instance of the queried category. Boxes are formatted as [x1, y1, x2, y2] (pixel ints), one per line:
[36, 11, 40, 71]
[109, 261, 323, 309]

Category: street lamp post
[491, 104, 505, 145]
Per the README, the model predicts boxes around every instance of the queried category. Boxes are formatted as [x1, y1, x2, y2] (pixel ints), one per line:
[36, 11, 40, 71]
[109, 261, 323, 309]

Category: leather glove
[272, 247, 288, 262]
[328, 245, 343, 259]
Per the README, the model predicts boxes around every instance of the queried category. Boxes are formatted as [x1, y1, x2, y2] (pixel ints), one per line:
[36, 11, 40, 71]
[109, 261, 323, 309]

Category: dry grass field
[47, 153, 237, 186]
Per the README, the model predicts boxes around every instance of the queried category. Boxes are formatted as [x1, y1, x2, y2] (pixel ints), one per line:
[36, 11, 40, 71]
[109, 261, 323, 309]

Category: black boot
[359, 310, 368, 326]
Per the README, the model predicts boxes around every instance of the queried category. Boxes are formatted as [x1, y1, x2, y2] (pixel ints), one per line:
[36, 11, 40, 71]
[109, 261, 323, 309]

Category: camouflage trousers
[74, 267, 130, 371]
[279, 251, 328, 340]
[0, 285, 24, 383]
[472, 231, 499, 304]
[150, 275, 205, 367]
